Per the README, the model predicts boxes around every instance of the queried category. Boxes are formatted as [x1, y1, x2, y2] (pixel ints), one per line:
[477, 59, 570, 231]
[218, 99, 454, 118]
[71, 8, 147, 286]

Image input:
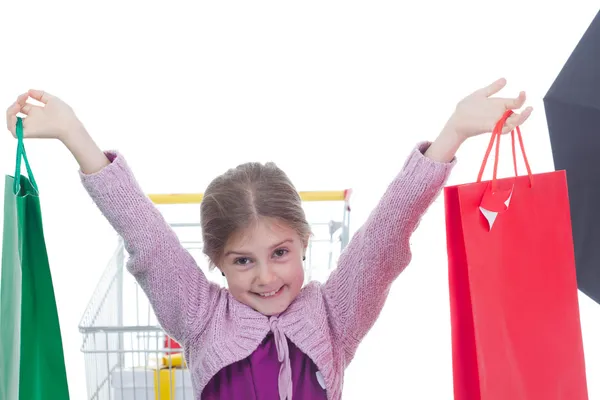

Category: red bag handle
[476, 110, 533, 191]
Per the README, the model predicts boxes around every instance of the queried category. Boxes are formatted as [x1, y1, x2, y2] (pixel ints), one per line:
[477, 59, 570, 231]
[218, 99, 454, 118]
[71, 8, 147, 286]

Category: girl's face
[220, 217, 306, 316]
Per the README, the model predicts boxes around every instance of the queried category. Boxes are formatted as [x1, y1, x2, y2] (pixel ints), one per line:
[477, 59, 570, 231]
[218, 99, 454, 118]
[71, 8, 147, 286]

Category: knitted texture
[79, 141, 455, 399]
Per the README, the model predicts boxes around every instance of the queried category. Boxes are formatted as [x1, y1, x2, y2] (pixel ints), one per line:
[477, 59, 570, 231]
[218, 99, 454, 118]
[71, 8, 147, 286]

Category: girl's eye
[273, 248, 289, 258]
[234, 257, 252, 265]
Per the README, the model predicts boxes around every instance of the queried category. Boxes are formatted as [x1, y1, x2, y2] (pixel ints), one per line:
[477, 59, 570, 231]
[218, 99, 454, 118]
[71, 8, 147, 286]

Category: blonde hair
[201, 161, 311, 269]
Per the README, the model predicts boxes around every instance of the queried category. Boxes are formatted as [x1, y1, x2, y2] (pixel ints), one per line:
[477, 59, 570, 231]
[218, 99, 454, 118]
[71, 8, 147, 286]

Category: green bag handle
[13, 116, 39, 195]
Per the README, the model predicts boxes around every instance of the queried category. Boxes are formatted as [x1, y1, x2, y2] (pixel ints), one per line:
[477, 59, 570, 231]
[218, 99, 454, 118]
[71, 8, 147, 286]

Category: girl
[5, 78, 532, 400]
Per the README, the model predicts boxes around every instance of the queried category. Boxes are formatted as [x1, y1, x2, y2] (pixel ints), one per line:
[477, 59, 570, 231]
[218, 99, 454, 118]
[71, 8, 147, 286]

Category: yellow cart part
[148, 189, 352, 205]
[162, 353, 187, 368]
[154, 368, 176, 400]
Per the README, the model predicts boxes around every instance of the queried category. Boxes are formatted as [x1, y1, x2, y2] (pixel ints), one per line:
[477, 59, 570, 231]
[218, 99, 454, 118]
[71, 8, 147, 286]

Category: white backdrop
[1, 1, 599, 398]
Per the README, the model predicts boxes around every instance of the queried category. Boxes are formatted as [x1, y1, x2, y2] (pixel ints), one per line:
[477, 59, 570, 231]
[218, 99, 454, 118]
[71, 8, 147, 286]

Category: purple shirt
[201, 331, 328, 399]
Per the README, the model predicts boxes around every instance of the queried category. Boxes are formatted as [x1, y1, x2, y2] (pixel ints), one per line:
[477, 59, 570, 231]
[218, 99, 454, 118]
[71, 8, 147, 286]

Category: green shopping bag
[0, 117, 70, 399]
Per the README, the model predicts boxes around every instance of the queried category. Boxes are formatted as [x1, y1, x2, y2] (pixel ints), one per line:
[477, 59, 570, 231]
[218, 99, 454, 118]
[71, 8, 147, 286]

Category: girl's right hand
[6, 89, 110, 174]
[5, 90, 83, 142]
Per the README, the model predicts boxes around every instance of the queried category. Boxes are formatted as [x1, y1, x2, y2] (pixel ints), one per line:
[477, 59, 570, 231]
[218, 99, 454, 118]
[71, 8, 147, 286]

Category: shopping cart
[78, 189, 352, 400]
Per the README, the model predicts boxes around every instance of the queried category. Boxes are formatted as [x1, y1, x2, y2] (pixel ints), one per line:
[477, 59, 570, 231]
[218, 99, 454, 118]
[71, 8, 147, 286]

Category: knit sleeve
[322, 141, 455, 363]
[80, 151, 221, 344]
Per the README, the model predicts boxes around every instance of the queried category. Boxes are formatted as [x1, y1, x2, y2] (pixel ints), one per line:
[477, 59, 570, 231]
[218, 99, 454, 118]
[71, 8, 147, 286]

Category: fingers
[503, 91, 526, 110]
[5, 93, 28, 135]
[27, 89, 52, 104]
[477, 77, 507, 97]
[5, 106, 17, 136]
[21, 104, 33, 114]
[7, 92, 35, 116]
[520, 106, 533, 122]
[476, 79, 527, 110]
[16, 92, 29, 107]
[5, 91, 46, 136]
[6, 99, 22, 118]
[502, 106, 533, 134]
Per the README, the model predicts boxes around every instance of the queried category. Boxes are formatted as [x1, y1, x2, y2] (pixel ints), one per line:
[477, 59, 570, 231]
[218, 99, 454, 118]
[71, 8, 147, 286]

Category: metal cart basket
[79, 189, 352, 400]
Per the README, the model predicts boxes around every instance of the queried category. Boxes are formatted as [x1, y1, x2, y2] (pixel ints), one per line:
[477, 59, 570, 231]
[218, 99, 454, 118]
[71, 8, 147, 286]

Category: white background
[1, 1, 599, 398]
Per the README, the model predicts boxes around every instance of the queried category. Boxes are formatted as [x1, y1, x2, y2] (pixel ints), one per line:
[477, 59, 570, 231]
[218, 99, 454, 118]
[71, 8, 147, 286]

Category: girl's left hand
[446, 77, 533, 141]
[424, 78, 533, 163]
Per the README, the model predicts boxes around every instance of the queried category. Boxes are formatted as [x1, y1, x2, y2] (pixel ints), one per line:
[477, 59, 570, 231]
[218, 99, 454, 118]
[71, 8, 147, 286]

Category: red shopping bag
[164, 335, 182, 355]
[444, 111, 589, 399]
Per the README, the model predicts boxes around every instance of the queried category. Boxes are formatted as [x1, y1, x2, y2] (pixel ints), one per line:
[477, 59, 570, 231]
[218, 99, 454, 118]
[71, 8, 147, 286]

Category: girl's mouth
[255, 286, 284, 298]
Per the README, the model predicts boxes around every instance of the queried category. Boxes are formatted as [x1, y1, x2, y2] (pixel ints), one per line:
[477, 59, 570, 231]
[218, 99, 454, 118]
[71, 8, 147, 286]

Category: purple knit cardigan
[79, 141, 455, 399]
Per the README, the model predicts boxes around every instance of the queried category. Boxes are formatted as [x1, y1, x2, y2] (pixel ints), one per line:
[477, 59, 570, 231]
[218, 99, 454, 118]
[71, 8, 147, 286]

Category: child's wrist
[61, 126, 110, 174]
[60, 120, 87, 146]
[424, 124, 465, 163]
